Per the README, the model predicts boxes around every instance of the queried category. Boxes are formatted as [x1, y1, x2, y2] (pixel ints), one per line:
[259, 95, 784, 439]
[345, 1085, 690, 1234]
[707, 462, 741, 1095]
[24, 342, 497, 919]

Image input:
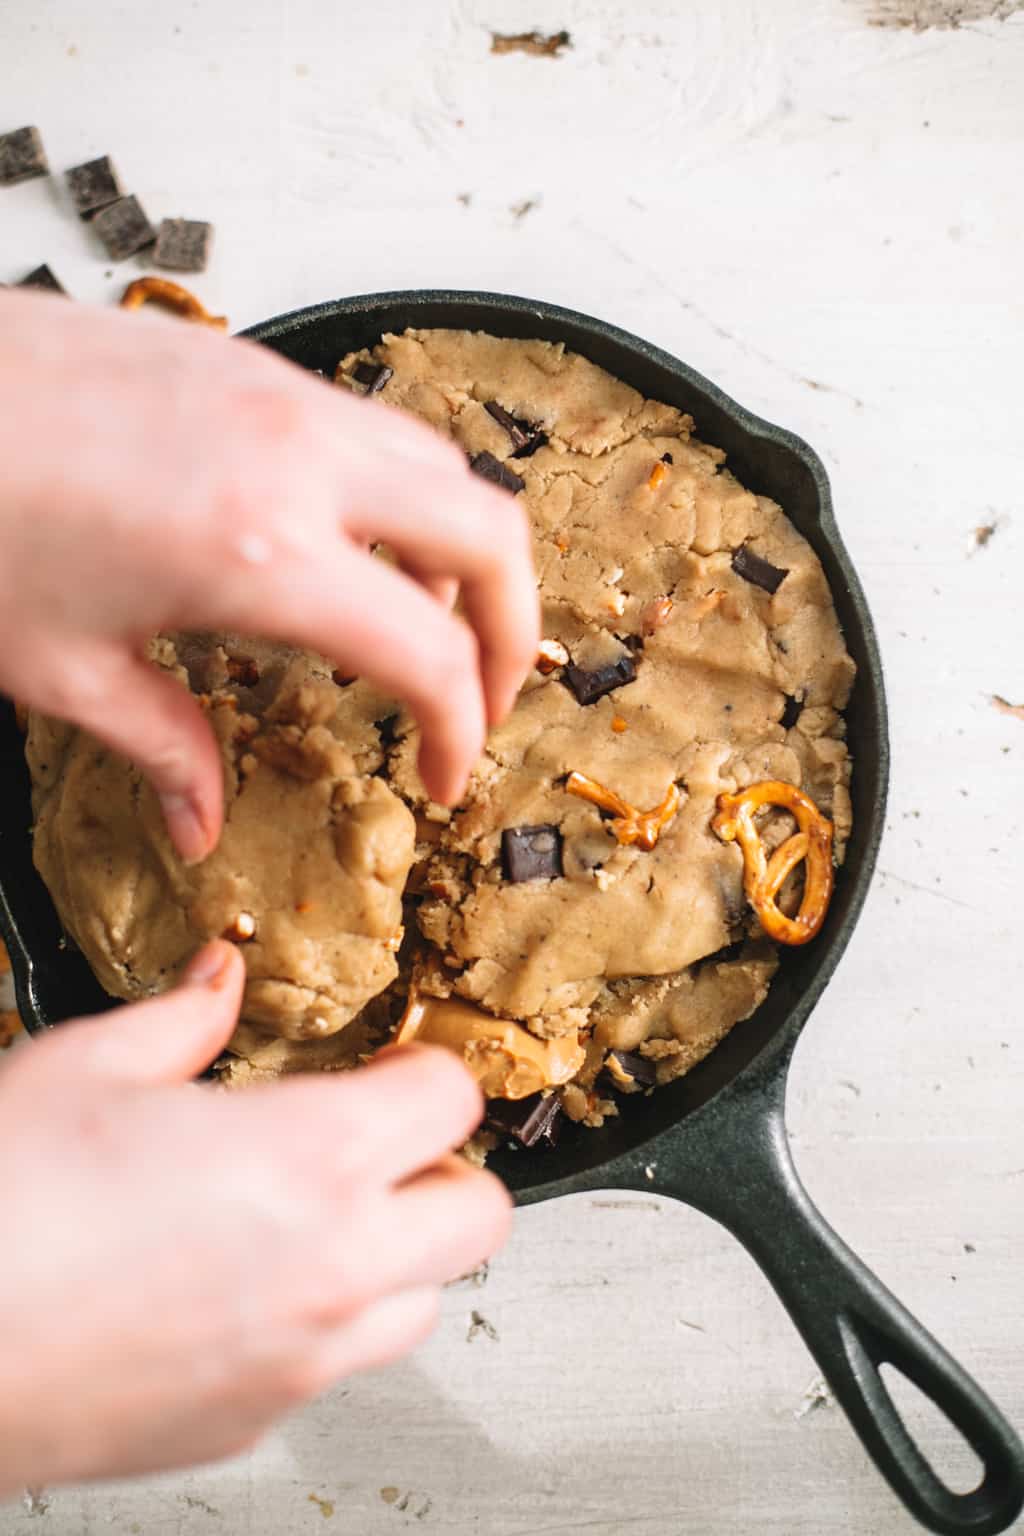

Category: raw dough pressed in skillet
[26, 328, 854, 1118]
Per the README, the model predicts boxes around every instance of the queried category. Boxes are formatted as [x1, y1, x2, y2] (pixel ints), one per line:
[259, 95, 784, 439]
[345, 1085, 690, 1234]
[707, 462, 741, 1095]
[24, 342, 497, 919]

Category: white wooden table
[2, 2, 1022, 1531]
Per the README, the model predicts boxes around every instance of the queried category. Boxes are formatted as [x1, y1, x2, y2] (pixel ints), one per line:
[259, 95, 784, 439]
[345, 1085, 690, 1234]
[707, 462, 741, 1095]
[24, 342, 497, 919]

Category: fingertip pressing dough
[27, 328, 854, 1136]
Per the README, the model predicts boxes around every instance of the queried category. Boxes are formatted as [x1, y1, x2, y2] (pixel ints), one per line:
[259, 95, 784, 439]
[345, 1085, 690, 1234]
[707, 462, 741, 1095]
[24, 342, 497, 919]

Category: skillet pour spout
[1, 290, 1020, 1534]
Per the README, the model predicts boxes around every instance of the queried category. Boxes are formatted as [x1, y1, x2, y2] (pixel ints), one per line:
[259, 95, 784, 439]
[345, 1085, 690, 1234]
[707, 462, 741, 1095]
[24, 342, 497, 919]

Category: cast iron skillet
[1, 292, 1021, 1536]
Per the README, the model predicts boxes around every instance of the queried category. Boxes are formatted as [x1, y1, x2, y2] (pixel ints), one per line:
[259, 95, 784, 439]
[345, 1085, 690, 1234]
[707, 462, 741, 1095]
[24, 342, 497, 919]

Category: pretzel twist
[565, 770, 681, 851]
[120, 278, 227, 328]
[712, 780, 834, 945]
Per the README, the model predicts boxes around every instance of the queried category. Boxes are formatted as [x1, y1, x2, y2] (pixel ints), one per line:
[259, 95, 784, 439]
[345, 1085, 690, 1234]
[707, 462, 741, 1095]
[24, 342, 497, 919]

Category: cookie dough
[27, 637, 415, 1048]
[27, 327, 854, 1129]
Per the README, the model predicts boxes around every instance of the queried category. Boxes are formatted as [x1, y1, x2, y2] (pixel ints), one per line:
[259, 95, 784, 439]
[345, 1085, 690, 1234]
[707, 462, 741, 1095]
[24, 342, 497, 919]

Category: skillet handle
[653, 1101, 1024, 1536]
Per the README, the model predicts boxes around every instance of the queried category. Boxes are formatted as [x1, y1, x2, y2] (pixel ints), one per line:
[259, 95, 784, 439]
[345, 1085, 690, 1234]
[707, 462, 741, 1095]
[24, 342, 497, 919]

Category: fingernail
[160, 793, 209, 865]
[185, 941, 234, 989]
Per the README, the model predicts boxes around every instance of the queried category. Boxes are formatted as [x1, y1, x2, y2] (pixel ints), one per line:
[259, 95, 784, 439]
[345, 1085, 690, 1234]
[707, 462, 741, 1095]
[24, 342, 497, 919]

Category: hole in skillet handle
[879, 1363, 985, 1497]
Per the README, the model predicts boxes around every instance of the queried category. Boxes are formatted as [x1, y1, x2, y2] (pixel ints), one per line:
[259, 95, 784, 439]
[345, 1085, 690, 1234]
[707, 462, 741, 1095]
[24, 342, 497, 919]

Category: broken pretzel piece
[536, 639, 569, 675]
[712, 780, 834, 946]
[565, 770, 681, 852]
[395, 988, 584, 1099]
[120, 277, 227, 328]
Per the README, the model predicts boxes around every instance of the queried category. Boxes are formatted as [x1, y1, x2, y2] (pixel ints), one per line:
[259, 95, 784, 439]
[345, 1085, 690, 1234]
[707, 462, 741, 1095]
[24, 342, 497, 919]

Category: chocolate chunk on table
[65, 155, 122, 217]
[562, 654, 637, 706]
[502, 824, 563, 883]
[92, 195, 156, 260]
[16, 264, 67, 295]
[154, 217, 214, 272]
[731, 544, 789, 595]
[484, 400, 547, 458]
[605, 1049, 658, 1089]
[0, 126, 48, 186]
[487, 1092, 562, 1148]
[469, 450, 525, 494]
[780, 693, 803, 729]
[352, 361, 393, 394]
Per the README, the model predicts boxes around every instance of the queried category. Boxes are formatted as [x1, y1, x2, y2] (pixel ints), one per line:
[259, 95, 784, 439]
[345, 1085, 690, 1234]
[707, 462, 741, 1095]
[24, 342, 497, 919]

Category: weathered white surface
[1, 0, 1022, 1531]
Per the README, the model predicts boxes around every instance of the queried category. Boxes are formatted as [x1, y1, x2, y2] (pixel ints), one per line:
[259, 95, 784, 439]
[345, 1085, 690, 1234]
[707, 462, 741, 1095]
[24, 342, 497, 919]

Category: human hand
[0, 290, 539, 860]
[0, 941, 510, 1493]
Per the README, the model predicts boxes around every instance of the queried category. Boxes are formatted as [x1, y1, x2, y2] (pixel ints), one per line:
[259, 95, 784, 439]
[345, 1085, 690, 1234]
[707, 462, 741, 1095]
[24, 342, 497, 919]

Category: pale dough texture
[27, 328, 854, 1121]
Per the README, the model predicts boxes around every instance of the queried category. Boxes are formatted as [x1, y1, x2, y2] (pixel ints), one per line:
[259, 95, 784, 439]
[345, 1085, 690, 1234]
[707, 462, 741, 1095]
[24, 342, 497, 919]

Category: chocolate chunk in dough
[732, 544, 789, 595]
[562, 654, 637, 706]
[487, 1092, 562, 1147]
[65, 155, 123, 217]
[502, 824, 563, 883]
[469, 450, 526, 495]
[17, 264, 66, 295]
[484, 400, 547, 458]
[605, 1049, 657, 1088]
[780, 693, 803, 729]
[154, 218, 214, 272]
[0, 126, 48, 185]
[92, 195, 156, 260]
[352, 361, 393, 394]
[661, 451, 674, 464]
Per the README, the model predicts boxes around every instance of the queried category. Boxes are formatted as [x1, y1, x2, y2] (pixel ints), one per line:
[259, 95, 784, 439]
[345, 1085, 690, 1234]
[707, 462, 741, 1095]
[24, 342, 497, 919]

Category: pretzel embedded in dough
[565, 770, 681, 852]
[712, 780, 834, 945]
[119, 277, 227, 328]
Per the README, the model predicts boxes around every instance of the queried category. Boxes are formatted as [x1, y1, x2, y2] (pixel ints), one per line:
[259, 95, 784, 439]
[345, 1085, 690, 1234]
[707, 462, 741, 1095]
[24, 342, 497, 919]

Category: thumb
[53, 941, 245, 1085]
[71, 651, 224, 864]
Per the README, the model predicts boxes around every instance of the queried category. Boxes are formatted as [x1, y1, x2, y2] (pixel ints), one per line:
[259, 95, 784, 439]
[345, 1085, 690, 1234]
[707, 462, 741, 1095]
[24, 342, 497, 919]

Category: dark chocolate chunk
[91, 195, 156, 260]
[0, 126, 48, 186]
[65, 155, 122, 216]
[605, 1049, 657, 1089]
[487, 1092, 562, 1147]
[562, 654, 637, 706]
[16, 264, 66, 295]
[780, 693, 803, 729]
[484, 400, 529, 450]
[731, 544, 789, 595]
[352, 361, 393, 394]
[502, 824, 563, 883]
[154, 217, 214, 272]
[484, 400, 547, 458]
[661, 451, 674, 464]
[512, 430, 547, 459]
[374, 712, 401, 747]
[469, 450, 526, 495]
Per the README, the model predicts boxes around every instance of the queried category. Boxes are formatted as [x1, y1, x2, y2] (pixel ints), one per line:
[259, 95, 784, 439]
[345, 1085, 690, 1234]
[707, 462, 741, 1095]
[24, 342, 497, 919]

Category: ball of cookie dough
[27, 636, 416, 1042]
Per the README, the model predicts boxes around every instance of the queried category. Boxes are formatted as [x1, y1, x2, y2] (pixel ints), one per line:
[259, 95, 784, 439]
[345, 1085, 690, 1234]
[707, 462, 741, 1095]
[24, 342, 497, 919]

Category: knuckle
[447, 619, 480, 677]
[230, 385, 307, 448]
[38, 655, 114, 723]
[277, 1359, 324, 1407]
